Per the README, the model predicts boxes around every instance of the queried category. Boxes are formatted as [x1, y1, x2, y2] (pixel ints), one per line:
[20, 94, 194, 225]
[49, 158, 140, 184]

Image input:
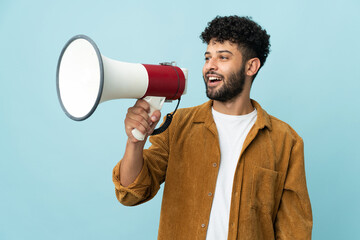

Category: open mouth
[208, 76, 223, 87]
[208, 76, 223, 84]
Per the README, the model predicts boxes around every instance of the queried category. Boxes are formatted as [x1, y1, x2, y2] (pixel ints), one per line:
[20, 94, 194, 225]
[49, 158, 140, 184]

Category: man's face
[202, 39, 246, 102]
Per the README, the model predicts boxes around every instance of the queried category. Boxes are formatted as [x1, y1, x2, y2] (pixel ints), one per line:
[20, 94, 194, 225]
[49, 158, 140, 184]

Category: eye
[204, 56, 210, 61]
[220, 55, 228, 60]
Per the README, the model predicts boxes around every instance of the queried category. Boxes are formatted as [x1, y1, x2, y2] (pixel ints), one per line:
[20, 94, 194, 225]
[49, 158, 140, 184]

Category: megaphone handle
[131, 96, 166, 141]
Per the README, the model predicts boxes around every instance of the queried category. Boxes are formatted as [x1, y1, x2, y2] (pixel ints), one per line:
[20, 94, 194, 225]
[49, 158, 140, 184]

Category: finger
[125, 118, 148, 138]
[134, 99, 151, 113]
[127, 107, 152, 125]
[125, 114, 151, 135]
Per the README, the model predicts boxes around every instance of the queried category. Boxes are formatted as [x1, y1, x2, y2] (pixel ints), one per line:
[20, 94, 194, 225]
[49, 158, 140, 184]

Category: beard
[204, 64, 246, 102]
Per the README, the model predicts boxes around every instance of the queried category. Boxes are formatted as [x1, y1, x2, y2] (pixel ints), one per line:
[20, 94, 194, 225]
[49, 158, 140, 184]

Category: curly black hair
[200, 16, 271, 68]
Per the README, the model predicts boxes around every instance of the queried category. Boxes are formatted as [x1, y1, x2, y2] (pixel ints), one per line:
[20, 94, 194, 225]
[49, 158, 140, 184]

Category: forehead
[205, 39, 240, 54]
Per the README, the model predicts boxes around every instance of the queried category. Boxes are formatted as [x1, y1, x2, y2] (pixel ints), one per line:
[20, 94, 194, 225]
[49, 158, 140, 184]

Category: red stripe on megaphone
[142, 64, 185, 100]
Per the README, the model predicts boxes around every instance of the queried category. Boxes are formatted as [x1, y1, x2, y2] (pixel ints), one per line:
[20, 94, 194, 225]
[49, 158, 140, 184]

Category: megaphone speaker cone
[56, 35, 104, 121]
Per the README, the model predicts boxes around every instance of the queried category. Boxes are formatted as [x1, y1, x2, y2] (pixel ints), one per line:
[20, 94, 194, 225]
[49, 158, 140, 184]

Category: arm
[112, 99, 167, 206]
[120, 99, 161, 187]
[120, 140, 146, 187]
[275, 138, 313, 239]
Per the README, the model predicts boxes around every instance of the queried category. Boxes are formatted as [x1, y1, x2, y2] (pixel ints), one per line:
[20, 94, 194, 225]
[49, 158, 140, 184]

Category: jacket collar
[193, 99, 272, 131]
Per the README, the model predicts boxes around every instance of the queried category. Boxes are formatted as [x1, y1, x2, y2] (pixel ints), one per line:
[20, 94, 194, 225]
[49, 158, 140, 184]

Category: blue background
[1, 0, 359, 239]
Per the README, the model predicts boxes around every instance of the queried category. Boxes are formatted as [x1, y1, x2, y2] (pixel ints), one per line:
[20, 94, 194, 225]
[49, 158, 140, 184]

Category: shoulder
[252, 99, 303, 143]
[268, 113, 304, 145]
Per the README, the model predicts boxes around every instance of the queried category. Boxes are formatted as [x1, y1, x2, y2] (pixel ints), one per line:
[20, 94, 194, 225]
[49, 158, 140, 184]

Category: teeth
[209, 77, 221, 81]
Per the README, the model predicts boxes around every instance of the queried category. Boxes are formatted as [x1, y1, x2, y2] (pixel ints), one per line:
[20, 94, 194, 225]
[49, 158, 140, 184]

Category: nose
[204, 58, 218, 72]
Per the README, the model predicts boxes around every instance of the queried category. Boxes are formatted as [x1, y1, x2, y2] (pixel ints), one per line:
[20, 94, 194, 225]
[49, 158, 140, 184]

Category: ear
[246, 58, 261, 77]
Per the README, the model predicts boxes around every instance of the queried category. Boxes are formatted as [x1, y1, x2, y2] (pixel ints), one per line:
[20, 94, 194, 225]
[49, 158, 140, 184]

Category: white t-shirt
[206, 107, 257, 240]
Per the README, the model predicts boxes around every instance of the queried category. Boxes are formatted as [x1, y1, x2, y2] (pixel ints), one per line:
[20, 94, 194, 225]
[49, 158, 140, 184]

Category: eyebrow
[204, 50, 234, 55]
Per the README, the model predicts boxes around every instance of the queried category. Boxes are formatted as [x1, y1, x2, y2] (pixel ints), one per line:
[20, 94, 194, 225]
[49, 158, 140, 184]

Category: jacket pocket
[250, 165, 281, 214]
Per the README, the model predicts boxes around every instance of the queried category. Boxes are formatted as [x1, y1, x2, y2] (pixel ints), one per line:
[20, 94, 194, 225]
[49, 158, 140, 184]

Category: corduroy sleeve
[112, 118, 170, 206]
[112, 159, 153, 206]
[274, 138, 313, 239]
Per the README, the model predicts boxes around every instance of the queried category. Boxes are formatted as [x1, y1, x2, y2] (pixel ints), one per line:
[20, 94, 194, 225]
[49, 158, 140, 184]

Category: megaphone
[56, 35, 188, 140]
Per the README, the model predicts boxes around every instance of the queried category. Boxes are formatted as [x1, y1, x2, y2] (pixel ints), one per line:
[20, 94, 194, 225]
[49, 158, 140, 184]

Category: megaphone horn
[56, 35, 188, 140]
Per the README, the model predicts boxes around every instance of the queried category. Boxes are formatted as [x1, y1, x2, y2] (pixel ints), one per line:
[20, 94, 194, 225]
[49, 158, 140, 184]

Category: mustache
[205, 71, 224, 78]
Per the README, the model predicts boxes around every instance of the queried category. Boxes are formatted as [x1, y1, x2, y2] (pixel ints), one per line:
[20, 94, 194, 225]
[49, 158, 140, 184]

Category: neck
[212, 91, 254, 115]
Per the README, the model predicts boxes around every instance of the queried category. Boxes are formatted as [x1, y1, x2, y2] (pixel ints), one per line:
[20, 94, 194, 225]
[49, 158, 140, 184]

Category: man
[113, 16, 313, 239]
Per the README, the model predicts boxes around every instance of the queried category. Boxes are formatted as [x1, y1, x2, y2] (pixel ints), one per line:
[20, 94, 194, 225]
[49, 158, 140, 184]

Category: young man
[113, 16, 313, 239]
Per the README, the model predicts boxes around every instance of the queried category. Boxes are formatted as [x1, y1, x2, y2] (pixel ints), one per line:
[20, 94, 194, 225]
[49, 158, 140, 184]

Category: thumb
[148, 110, 161, 133]
[150, 110, 161, 124]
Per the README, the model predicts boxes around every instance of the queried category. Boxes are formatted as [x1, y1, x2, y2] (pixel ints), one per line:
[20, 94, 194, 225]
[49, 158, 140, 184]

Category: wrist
[126, 138, 146, 151]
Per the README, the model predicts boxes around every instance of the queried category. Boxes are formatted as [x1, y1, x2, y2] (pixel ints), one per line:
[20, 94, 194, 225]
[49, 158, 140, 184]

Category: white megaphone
[56, 35, 188, 141]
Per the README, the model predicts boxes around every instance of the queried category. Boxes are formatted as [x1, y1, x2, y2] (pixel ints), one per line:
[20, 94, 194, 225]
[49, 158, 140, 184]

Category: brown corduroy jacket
[113, 100, 313, 239]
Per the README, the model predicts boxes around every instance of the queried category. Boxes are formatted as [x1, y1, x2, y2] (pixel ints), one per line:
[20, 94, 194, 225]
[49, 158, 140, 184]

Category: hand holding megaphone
[129, 96, 165, 141]
[56, 35, 188, 141]
[125, 97, 162, 142]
